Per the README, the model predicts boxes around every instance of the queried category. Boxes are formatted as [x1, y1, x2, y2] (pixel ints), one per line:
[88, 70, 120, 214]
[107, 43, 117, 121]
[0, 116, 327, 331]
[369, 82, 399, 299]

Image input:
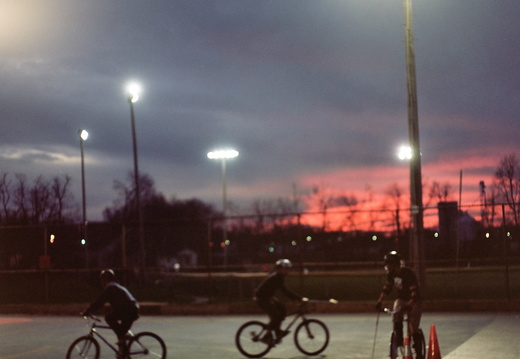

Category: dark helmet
[383, 251, 402, 267]
[275, 259, 293, 268]
[100, 268, 117, 281]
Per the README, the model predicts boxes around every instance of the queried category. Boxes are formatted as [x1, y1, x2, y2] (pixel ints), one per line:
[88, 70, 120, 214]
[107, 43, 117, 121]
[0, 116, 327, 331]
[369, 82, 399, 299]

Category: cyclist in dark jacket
[83, 269, 139, 346]
[376, 251, 422, 354]
[255, 259, 307, 343]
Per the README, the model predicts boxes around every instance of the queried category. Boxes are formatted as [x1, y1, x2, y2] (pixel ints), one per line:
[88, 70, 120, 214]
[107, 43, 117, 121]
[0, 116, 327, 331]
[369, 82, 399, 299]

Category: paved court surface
[0, 312, 517, 358]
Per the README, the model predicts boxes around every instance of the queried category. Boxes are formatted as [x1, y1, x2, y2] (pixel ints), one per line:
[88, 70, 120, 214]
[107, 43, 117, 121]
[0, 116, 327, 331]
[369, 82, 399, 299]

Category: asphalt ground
[0, 312, 517, 359]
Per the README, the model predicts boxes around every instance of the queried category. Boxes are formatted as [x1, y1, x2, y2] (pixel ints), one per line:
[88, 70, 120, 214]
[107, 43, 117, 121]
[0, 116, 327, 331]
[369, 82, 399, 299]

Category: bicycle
[66, 315, 167, 359]
[235, 299, 337, 358]
[382, 307, 425, 359]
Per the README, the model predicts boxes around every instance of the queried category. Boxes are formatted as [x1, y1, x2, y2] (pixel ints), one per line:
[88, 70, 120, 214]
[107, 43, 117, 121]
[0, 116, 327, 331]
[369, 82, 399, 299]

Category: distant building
[437, 201, 478, 257]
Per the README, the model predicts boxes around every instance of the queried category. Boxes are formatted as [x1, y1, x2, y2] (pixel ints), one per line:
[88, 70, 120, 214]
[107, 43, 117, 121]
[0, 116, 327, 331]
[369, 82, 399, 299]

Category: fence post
[43, 226, 49, 304]
[501, 204, 511, 302]
[207, 218, 213, 302]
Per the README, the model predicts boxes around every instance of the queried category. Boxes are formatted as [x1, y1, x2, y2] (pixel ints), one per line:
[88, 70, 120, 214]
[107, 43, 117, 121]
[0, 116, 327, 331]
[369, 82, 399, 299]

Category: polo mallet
[371, 311, 380, 359]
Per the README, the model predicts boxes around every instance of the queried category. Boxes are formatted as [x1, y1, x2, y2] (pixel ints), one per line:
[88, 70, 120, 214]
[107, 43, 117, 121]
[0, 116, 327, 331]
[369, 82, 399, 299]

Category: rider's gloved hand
[375, 301, 382, 311]
[404, 300, 414, 310]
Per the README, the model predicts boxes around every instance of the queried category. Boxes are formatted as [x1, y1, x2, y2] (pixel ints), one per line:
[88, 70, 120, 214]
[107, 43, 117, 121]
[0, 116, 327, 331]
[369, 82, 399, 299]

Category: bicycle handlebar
[304, 298, 338, 304]
[380, 306, 409, 315]
[81, 314, 102, 323]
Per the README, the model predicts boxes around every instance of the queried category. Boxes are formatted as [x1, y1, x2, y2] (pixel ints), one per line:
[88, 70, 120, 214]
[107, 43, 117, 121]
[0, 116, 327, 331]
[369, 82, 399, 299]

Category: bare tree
[309, 185, 336, 231]
[29, 175, 52, 223]
[52, 175, 76, 222]
[494, 153, 520, 226]
[0, 173, 12, 222]
[385, 183, 406, 236]
[13, 173, 29, 223]
[427, 181, 453, 206]
[7, 173, 76, 224]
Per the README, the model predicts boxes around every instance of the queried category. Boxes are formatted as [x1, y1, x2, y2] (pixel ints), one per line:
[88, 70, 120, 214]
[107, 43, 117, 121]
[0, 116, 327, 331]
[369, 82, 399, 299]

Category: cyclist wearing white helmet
[255, 259, 307, 344]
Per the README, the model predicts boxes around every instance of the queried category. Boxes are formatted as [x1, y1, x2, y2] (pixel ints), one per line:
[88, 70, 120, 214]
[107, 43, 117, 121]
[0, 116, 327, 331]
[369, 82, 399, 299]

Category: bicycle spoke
[128, 332, 166, 359]
[294, 319, 329, 356]
[66, 336, 100, 359]
[235, 321, 272, 358]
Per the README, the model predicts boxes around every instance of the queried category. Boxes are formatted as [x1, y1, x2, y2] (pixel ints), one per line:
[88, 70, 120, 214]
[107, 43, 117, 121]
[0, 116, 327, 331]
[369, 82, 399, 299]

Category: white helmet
[275, 259, 292, 268]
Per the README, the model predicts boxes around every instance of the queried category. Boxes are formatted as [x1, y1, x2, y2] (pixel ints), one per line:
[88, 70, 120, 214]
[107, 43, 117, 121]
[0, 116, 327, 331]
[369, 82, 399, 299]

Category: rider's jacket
[85, 281, 140, 317]
[255, 272, 301, 301]
[381, 266, 421, 303]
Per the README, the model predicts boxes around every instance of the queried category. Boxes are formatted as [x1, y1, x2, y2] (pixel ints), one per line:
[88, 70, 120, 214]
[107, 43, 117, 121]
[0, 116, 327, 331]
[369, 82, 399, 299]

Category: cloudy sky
[1, 0, 519, 221]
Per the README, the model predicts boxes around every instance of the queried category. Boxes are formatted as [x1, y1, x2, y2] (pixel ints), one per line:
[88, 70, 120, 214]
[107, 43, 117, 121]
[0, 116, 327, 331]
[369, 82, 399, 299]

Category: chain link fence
[0, 202, 518, 305]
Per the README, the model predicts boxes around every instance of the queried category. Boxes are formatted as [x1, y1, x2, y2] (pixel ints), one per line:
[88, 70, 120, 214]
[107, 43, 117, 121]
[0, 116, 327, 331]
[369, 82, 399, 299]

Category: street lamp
[207, 149, 239, 266]
[397, 145, 412, 161]
[78, 129, 89, 268]
[402, 0, 425, 286]
[126, 82, 146, 269]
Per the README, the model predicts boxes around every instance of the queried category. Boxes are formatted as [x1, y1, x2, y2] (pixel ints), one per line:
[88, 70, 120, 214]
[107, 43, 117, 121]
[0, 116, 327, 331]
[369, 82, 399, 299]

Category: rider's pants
[257, 297, 287, 332]
[392, 298, 422, 343]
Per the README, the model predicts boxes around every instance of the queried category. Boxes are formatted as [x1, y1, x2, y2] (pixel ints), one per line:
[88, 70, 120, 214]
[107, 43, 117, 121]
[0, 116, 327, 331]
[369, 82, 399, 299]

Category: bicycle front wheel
[66, 336, 100, 359]
[412, 329, 426, 359]
[294, 319, 329, 356]
[127, 332, 166, 359]
[235, 320, 272, 358]
[389, 331, 400, 359]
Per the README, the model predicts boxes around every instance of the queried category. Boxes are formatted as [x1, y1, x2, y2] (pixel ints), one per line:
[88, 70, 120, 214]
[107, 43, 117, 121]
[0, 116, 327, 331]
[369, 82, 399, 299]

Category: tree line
[0, 152, 519, 229]
[0, 173, 77, 225]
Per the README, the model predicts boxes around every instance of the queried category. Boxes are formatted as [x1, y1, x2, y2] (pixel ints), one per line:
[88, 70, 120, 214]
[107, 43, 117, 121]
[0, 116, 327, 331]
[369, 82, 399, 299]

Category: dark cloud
[1, 0, 519, 219]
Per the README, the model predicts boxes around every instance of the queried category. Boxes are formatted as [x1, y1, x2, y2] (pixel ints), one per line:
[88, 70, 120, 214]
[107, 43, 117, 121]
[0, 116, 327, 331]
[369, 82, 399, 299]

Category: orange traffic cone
[427, 324, 441, 359]
[403, 336, 412, 359]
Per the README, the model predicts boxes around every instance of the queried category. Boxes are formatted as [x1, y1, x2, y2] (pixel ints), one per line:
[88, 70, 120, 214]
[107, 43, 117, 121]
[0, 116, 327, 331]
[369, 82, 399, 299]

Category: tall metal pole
[403, 0, 425, 287]
[221, 158, 228, 266]
[207, 149, 239, 267]
[79, 130, 89, 269]
[128, 96, 146, 270]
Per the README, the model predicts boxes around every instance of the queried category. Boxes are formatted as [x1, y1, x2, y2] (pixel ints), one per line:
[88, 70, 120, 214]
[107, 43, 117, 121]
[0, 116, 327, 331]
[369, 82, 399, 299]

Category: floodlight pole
[207, 149, 239, 267]
[127, 89, 146, 271]
[403, 0, 425, 288]
[79, 129, 89, 269]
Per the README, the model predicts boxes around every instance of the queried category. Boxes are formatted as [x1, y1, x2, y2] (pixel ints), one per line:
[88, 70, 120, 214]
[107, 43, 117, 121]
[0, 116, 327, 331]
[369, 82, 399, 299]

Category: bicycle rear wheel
[294, 319, 329, 356]
[66, 336, 100, 359]
[235, 320, 272, 358]
[127, 332, 166, 358]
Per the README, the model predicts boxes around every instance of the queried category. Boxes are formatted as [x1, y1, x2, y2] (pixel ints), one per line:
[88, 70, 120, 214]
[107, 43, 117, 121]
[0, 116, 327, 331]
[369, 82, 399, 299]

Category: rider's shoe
[260, 333, 274, 345]
[116, 339, 130, 359]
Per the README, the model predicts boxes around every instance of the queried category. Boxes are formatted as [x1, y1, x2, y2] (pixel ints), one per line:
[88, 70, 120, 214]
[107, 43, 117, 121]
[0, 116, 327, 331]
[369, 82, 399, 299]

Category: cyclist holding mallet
[375, 251, 423, 356]
[255, 259, 308, 344]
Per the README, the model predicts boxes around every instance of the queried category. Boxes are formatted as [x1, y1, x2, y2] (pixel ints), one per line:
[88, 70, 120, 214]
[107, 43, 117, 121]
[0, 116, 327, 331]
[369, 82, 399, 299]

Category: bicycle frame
[281, 306, 307, 332]
[83, 316, 124, 354]
[382, 307, 425, 359]
[383, 307, 413, 336]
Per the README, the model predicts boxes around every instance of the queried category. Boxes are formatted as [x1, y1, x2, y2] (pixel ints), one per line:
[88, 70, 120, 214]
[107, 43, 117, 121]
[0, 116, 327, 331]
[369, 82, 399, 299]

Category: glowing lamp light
[398, 145, 413, 160]
[207, 149, 239, 160]
[126, 82, 141, 103]
[79, 130, 89, 141]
